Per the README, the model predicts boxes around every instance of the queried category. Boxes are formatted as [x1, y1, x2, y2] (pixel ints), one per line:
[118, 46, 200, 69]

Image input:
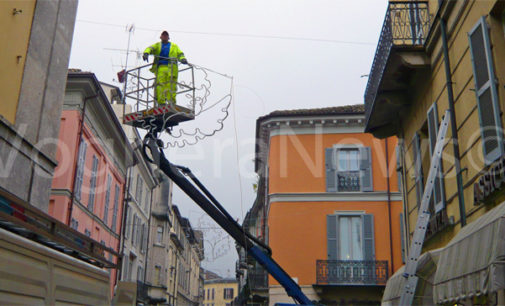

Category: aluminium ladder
[399, 110, 450, 305]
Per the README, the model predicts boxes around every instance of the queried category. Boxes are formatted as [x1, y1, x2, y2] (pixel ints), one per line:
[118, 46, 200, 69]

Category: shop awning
[382, 248, 442, 305]
[434, 201, 505, 303]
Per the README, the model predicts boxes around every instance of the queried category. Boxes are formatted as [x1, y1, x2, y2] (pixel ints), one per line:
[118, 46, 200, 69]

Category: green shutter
[327, 215, 338, 260]
[469, 16, 504, 164]
[395, 144, 403, 192]
[413, 132, 424, 210]
[325, 148, 337, 192]
[427, 102, 446, 213]
[362, 214, 375, 261]
[400, 213, 406, 263]
[359, 147, 373, 191]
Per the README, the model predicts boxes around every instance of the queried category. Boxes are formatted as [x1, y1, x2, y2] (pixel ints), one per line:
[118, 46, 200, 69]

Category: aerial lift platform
[122, 59, 314, 305]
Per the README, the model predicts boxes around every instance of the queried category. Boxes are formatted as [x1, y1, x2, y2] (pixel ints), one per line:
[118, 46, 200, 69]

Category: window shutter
[362, 214, 375, 261]
[427, 103, 446, 213]
[395, 145, 403, 192]
[359, 147, 373, 192]
[400, 213, 406, 263]
[142, 223, 148, 252]
[74, 140, 87, 200]
[325, 148, 337, 192]
[326, 215, 338, 260]
[104, 175, 112, 224]
[469, 16, 504, 164]
[413, 132, 424, 209]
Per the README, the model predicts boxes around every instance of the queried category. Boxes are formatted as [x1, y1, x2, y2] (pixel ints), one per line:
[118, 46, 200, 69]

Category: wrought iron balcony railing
[337, 171, 360, 192]
[316, 260, 388, 285]
[364, 1, 430, 120]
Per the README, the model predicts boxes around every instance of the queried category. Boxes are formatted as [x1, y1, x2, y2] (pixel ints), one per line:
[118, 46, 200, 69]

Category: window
[70, 218, 78, 230]
[212, 288, 215, 300]
[140, 223, 147, 253]
[155, 265, 161, 285]
[125, 205, 131, 239]
[426, 102, 446, 213]
[132, 215, 138, 246]
[128, 258, 134, 280]
[123, 256, 129, 280]
[84, 228, 91, 237]
[327, 213, 374, 261]
[87, 155, 99, 211]
[325, 147, 373, 192]
[74, 139, 87, 201]
[469, 16, 504, 164]
[224, 288, 234, 299]
[157, 226, 164, 243]
[137, 265, 144, 282]
[207, 289, 210, 300]
[103, 175, 112, 224]
[145, 189, 150, 212]
[136, 175, 143, 204]
[112, 184, 120, 232]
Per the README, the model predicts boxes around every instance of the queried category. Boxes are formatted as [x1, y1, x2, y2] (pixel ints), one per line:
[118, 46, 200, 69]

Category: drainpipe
[67, 94, 98, 225]
[385, 138, 394, 273]
[440, 10, 467, 226]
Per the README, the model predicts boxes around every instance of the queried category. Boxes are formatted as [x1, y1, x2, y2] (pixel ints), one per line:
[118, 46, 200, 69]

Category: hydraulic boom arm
[143, 134, 313, 305]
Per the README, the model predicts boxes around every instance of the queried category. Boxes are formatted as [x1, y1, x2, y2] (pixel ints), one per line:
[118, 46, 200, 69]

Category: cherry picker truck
[122, 57, 314, 304]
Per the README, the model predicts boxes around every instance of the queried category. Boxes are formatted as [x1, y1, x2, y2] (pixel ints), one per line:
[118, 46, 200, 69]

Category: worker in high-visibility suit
[143, 31, 188, 105]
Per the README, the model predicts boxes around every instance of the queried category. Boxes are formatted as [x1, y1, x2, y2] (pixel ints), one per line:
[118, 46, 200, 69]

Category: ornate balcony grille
[337, 171, 360, 191]
[364, 1, 430, 121]
[316, 260, 388, 285]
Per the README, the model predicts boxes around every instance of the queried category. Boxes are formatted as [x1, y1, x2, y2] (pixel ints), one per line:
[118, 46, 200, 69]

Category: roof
[254, 104, 365, 172]
[258, 104, 364, 121]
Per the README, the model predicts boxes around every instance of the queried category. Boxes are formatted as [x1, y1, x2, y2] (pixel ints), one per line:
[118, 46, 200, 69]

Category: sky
[69, 0, 388, 278]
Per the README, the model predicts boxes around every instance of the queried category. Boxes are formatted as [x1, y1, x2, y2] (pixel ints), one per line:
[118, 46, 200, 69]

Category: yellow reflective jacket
[143, 41, 186, 74]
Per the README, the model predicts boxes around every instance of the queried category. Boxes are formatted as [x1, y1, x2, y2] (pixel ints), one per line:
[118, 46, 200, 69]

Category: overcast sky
[69, 0, 388, 278]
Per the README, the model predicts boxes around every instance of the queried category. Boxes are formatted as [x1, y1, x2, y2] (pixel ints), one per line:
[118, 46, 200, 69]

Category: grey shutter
[88, 156, 99, 211]
[359, 147, 373, 192]
[325, 148, 337, 192]
[400, 213, 406, 263]
[74, 139, 87, 200]
[427, 103, 446, 213]
[104, 175, 112, 224]
[327, 215, 338, 260]
[413, 132, 424, 210]
[362, 214, 375, 261]
[469, 16, 504, 164]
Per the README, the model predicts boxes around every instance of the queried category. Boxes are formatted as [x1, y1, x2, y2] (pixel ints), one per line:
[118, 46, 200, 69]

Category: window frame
[87, 155, 99, 212]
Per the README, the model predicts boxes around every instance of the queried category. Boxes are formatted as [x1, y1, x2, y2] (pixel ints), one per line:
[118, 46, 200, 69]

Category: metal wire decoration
[122, 58, 233, 147]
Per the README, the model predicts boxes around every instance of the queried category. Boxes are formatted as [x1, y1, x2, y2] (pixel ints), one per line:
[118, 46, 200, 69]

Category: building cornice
[268, 192, 402, 203]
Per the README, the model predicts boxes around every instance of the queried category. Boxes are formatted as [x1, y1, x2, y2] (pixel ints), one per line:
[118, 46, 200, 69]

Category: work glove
[143, 53, 149, 62]
[180, 58, 188, 65]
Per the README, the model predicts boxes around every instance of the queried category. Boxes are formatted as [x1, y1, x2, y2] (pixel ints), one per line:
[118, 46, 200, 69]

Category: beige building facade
[365, 0, 505, 304]
[203, 279, 238, 306]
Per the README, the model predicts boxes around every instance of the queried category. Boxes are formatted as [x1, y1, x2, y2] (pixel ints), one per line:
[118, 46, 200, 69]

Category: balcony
[337, 171, 360, 192]
[364, 1, 431, 138]
[249, 270, 268, 289]
[137, 280, 149, 303]
[316, 260, 388, 286]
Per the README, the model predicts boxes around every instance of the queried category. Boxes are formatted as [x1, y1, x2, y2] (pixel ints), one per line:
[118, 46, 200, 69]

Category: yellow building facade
[203, 279, 238, 306]
[365, 0, 505, 304]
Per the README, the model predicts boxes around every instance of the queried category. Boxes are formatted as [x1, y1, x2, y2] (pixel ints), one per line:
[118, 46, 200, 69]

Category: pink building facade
[50, 71, 133, 293]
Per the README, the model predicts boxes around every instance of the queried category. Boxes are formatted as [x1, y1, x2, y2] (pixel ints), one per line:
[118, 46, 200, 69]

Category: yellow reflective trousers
[155, 65, 177, 104]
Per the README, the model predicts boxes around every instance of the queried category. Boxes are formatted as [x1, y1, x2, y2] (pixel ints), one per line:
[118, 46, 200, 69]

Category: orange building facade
[253, 105, 403, 304]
